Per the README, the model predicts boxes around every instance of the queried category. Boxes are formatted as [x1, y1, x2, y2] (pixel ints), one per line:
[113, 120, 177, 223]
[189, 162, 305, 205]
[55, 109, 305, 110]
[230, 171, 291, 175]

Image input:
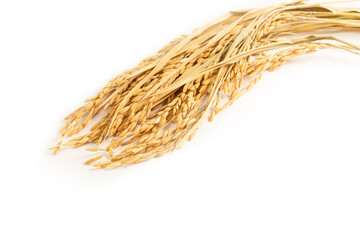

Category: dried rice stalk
[52, 0, 360, 168]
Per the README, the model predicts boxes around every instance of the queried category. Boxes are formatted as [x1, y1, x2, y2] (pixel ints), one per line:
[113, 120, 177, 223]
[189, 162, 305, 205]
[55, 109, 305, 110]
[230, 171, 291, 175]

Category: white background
[1, 0, 359, 239]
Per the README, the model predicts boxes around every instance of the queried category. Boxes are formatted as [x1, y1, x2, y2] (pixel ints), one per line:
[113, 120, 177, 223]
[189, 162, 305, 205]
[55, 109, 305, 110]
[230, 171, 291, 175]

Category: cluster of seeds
[52, 1, 360, 168]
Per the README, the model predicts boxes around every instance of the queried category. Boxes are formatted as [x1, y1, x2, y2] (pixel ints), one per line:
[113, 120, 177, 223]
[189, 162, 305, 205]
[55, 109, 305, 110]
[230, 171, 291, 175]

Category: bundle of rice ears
[50, 0, 360, 168]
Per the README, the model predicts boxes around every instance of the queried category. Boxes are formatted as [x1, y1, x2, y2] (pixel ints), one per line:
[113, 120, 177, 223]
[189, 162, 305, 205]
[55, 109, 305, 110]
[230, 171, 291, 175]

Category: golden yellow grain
[84, 155, 104, 165]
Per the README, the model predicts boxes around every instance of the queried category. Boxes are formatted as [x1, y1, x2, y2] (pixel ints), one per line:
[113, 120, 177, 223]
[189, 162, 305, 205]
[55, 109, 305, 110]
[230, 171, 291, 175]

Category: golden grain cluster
[50, 1, 360, 168]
